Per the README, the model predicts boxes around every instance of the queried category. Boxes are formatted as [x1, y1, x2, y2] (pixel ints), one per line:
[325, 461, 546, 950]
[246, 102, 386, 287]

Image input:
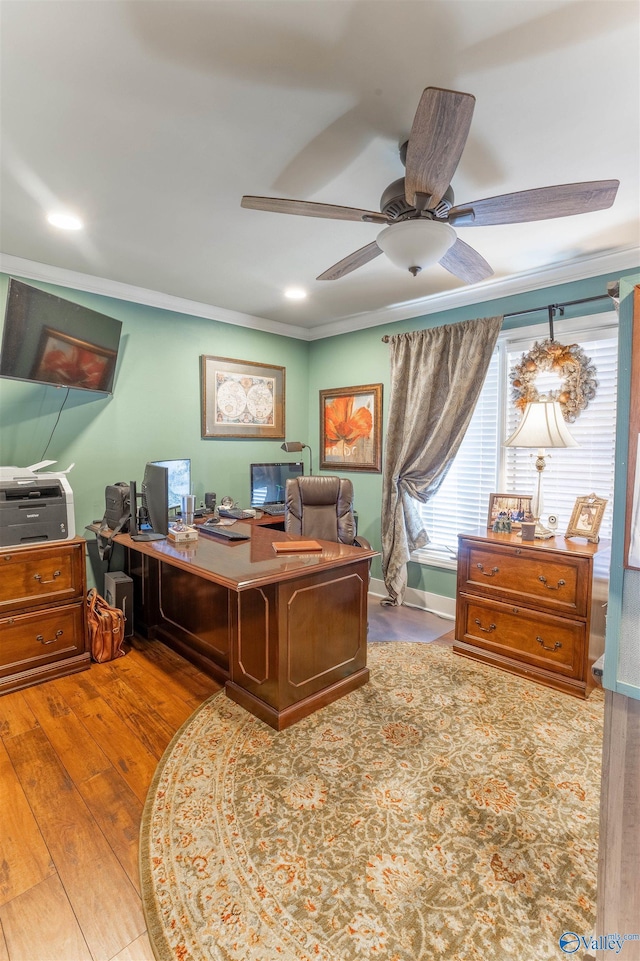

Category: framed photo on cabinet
[565, 493, 607, 544]
[487, 493, 532, 530]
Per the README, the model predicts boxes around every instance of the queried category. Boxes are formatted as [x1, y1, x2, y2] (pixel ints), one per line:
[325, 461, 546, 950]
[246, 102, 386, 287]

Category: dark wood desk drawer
[0, 541, 85, 614]
[461, 542, 588, 617]
[0, 601, 86, 677]
[458, 595, 584, 678]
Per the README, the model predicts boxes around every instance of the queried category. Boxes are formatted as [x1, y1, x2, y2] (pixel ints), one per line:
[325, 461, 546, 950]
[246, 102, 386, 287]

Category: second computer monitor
[250, 462, 303, 508]
[151, 458, 191, 510]
[141, 462, 170, 535]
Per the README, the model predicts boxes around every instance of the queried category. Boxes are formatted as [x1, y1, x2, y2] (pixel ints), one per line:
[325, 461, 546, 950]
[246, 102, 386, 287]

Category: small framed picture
[319, 383, 383, 472]
[487, 493, 532, 530]
[201, 355, 285, 439]
[565, 493, 608, 543]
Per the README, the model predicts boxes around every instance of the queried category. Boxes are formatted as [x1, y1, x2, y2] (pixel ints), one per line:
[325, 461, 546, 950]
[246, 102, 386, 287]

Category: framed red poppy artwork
[319, 383, 383, 472]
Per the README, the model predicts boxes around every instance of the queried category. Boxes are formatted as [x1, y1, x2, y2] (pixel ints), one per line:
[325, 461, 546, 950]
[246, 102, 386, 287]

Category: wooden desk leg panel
[227, 561, 370, 730]
[131, 555, 231, 684]
[226, 562, 369, 730]
[128, 551, 160, 640]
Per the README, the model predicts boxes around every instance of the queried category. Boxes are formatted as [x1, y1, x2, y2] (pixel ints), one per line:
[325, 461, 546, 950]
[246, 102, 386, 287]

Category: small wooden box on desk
[454, 529, 608, 698]
[0, 537, 89, 695]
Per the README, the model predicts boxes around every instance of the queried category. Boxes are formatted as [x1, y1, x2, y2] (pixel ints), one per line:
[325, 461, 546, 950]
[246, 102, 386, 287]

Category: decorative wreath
[510, 338, 598, 423]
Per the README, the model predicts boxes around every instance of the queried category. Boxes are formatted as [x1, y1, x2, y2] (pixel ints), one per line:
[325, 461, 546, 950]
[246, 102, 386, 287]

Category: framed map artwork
[201, 355, 285, 438]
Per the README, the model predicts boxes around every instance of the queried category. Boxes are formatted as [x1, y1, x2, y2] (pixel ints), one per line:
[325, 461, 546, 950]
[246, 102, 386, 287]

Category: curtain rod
[381, 293, 611, 342]
[501, 293, 610, 321]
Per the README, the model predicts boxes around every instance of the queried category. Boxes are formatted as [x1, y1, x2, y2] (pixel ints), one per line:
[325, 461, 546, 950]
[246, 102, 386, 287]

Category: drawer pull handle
[36, 630, 63, 646]
[536, 635, 562, 652]
[33, 571, 61, 585]
[474, 618, 496, 633]
[476, 563, 499, 577]
[538, 575, 566, 591]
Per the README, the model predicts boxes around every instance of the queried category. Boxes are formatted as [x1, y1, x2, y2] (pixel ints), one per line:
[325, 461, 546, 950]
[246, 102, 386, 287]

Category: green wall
[308, 267, 640, 591]
[604, 272, 640, 697]
[1, 266, 638, 596]
[0, 274, 310, 584]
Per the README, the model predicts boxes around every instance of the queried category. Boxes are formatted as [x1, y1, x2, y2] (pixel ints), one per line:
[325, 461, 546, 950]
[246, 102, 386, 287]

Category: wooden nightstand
[454, 529, 607, 698]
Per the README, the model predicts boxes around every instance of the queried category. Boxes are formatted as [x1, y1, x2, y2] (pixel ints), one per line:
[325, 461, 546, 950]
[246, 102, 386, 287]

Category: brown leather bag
[87, 588, 126, 663]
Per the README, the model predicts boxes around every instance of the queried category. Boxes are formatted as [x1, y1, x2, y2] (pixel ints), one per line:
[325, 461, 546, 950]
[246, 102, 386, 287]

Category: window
[413, 313, 618, 566]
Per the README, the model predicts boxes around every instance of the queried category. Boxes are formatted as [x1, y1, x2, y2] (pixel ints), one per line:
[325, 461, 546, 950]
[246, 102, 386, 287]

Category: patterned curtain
[381, 316, 503, 605]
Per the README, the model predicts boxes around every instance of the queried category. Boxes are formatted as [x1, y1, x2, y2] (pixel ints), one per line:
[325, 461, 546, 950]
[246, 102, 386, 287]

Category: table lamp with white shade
[503, 396, 578, 538]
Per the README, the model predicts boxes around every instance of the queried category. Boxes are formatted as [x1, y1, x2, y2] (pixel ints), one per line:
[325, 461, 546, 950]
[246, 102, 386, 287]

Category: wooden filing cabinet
[0, 537, 90, 695]
[454, 530, 605, 698]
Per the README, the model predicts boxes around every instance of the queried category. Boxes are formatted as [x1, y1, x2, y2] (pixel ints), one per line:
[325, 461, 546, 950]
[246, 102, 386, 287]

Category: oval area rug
[140, 642, 603, 961]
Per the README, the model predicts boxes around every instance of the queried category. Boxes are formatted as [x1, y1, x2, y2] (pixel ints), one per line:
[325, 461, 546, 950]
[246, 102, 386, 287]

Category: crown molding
[1, 246, 638, 344]
[305, 245, 640, 340]
[0, 253, 310, 341]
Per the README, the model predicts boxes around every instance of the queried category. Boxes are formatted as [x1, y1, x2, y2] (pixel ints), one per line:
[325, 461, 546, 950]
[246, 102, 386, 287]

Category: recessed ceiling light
[284, 287, 307, 301]
[47, 211, 83, 231]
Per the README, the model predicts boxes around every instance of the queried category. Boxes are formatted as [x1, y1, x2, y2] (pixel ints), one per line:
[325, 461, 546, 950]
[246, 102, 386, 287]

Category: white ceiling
[1, 0, 638, 339]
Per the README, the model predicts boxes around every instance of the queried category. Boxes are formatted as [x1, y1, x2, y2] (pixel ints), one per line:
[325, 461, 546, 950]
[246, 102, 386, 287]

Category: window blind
[414, 317, 618, 560]
[504, 331, 618, 540]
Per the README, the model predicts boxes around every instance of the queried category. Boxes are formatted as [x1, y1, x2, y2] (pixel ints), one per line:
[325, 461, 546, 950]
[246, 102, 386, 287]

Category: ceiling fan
[241, 86, 619, 284]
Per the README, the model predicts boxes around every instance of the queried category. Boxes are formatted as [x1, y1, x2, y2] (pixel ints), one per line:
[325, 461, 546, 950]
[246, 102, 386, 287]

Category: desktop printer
[0, 461, 76, 547]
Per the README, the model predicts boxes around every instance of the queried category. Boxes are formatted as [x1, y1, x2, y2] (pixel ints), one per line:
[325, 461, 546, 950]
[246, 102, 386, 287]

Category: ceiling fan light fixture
[376, 219, 456, 276]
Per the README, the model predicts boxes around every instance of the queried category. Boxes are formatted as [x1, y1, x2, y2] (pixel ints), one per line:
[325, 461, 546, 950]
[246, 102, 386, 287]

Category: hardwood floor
[367, 595, 454, 643]
[0, 636, 221, 961]
[0, 601, 449, 961]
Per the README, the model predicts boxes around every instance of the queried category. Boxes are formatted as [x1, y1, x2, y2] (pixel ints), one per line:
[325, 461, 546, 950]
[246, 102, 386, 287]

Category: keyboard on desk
[261, 504, 286, 516]
[199, 524, 250, 541]
[218, 507, 255, 519]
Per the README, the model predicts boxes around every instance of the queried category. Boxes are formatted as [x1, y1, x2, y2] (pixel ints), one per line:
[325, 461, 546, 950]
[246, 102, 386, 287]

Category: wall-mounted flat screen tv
[0, 278, 122, 394]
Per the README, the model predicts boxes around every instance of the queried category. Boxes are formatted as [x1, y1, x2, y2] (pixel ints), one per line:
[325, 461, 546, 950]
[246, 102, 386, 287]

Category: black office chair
[284, 475, 371, 549]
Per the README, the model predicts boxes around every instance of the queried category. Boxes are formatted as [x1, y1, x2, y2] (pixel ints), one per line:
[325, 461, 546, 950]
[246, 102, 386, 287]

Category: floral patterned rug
[140, 642, 604, 961]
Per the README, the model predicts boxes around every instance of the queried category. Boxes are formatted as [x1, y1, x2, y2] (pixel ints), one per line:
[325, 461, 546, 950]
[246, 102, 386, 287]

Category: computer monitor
[140, 462, 169, 535]
[250, 462, 304, 508]
[151, 458, 191, 511]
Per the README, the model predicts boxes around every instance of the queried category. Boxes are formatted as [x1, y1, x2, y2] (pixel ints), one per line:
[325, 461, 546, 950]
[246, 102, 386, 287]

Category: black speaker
[204, 492, 217, 510]
[104, 571, 134, 638]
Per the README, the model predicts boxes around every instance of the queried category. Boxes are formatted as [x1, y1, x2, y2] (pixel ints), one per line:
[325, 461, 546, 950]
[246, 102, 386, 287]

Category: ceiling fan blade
[316, 241, 383, 281]
[241, 196, 388, 224]
[405, 87, 475, 210]
[439, 238, 494, 284]
[448, 180, 619, 226]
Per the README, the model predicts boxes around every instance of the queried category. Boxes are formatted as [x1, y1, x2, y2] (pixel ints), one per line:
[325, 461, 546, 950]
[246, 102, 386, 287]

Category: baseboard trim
[369, 577, 456, 621]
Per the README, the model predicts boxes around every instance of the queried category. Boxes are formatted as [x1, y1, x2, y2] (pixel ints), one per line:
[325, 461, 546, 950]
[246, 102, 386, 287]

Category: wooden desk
[118, 523, 377, 730]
